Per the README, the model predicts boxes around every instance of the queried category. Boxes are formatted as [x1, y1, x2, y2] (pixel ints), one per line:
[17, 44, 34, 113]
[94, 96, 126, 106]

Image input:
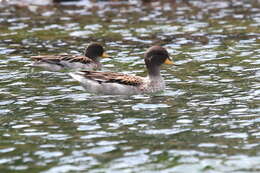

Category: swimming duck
[69, 46, 174, 95]
[30, 43, 110, 71]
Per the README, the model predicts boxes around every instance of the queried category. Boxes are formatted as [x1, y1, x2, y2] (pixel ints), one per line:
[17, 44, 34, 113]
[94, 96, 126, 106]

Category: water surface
[0, 0, 260, 172]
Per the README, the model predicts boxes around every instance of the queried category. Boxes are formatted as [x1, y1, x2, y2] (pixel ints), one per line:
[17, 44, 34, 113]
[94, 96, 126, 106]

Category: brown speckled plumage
[81, 71, 143, 86]
[31, 55, 94, 64]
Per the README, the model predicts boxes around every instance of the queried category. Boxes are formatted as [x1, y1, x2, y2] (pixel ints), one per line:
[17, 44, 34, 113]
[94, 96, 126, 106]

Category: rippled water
[0, 0, 260, 172]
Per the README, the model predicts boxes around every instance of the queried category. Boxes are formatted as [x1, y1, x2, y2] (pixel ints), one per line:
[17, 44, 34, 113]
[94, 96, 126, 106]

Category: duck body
[69, 45, 173, 95]
[69, 71, 165, 95]
[30, 43, 109, 71]
[31, 54, 101, 71]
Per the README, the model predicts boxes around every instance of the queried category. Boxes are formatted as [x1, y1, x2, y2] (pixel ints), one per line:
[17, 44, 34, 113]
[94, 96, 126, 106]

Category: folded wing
[80, 71, 143, 86]
[30, 55, 94, 65]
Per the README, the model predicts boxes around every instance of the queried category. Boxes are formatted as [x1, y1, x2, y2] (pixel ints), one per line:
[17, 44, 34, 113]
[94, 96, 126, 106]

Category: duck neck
[147, 65, 162, 81]
[93, 58, 102, 69]
[92, 57, 100, 63]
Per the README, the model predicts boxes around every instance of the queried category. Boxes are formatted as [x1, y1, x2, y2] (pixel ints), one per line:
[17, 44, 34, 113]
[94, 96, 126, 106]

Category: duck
[69, 45, 174, 95]
[30, 43, 110, 71]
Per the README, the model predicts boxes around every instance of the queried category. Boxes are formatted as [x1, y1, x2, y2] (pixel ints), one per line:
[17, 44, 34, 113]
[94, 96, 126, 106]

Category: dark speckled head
[144, 46, 173, 77]
[84, 43, 108, 59]
[144, 46, 171, 66]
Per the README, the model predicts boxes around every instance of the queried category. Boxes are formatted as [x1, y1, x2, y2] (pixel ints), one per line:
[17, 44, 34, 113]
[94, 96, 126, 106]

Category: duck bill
[164, 58, 174, 65]
[101, 52, 110, 58]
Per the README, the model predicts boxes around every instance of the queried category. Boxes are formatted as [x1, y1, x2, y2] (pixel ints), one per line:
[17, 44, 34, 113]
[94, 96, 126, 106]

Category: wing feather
[80, 71, 143, 86]
[30, 55, 94, 64]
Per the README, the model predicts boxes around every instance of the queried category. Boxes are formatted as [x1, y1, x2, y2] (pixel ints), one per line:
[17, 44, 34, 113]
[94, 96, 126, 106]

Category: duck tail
[69, 72, 101, 93]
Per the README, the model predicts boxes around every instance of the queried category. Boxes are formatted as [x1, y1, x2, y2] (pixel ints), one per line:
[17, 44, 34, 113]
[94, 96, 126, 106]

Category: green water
[0, 0, 260, 172]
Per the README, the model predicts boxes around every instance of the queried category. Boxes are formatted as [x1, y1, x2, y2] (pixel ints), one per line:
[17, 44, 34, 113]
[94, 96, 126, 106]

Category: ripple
[80, 131, 117, 139]
[0, 47, 16, 54]
[110, 154, 149, 169]
[73, 115, 100, 124]
[0, 147, 15, 153]
[69, 30, 93, 37]
[44, 134, 72, 140]
[34, 151, 63, 159]
[77, 124, 101, 131]
[132, 103, 170, 110]
[143, 128, 189, 135]
[87, 146, 116, 154]
[20, 132, 48, 136]
[211, 132, 248, 139]
[43, 165, 86, 173]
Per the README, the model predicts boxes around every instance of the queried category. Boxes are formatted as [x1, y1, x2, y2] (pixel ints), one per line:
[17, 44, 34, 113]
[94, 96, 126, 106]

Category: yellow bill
[102, 52, 110, 58]
[164, 58, 174, 65]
